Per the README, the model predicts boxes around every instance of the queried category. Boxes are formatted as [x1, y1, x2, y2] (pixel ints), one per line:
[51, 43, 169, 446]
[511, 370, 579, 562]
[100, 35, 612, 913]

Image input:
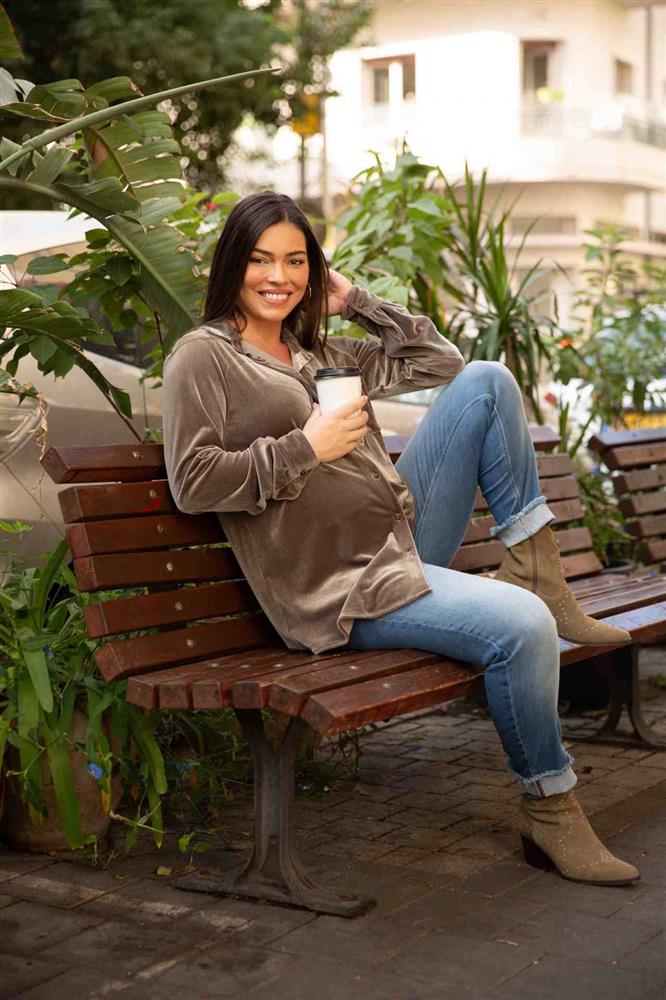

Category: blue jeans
[346, 361, 576, 797]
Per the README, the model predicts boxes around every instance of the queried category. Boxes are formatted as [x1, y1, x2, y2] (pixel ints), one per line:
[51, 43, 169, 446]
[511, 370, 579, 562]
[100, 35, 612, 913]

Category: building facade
[321, 0, 666, 319]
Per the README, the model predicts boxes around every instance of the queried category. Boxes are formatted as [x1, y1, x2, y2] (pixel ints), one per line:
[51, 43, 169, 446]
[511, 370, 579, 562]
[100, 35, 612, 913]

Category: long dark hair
[203, 191, 329, 351]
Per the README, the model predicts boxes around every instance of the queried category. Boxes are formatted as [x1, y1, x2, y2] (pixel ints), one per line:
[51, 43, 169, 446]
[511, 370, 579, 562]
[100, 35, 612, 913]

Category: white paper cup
[314, 367, 363, 415]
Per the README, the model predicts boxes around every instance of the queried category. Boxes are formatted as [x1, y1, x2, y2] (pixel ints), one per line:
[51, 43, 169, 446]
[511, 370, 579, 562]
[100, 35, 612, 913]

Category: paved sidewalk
[1, 648, 665, 999]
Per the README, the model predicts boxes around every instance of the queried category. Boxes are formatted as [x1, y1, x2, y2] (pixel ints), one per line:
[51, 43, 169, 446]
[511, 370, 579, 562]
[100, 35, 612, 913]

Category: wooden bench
[40, 428, 666, 917]
[588, 427, 666, 571]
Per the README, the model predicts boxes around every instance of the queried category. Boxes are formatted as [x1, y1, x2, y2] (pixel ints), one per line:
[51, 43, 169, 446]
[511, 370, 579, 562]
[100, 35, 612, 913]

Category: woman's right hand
[302, 395, 370, 462]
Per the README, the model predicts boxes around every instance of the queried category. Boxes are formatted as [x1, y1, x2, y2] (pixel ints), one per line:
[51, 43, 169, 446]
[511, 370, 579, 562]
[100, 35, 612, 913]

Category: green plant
[333, 150, 452, 324]
[0, 44, 277, 435]
[554, 225, 666, 427]
[0, 523, 167, 849]
[440, 165, 560, 419]
[334, 152, 560, 417]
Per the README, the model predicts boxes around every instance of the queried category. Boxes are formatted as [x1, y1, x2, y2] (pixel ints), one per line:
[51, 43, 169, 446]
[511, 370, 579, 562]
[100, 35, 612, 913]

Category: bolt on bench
[41, 428, 666, 917]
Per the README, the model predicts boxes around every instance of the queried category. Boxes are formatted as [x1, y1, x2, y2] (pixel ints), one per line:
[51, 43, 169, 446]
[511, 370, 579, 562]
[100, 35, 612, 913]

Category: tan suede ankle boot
[517, 789, 640, 885]
[495, 524, 631, 646]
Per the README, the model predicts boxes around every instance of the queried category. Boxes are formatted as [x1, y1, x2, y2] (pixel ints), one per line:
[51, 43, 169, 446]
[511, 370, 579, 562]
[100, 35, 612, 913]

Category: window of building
[364, 55, 416, 105]
[522, 41, 559, 96]
[402, 55, 416, 100]
[615, 59, 634, 95]
[372, 65, 389, 105]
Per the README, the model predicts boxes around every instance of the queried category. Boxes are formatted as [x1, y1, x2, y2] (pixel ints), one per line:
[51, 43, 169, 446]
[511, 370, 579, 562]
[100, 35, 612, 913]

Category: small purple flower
[86, 763, 103, 781]
[45, 647, 55, 660]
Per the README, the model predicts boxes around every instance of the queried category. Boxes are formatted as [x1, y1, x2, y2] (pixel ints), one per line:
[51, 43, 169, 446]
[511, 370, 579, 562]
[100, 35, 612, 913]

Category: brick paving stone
[618, 930, 666, 972]
[393, 886, 544, 939]
[638, 752, 666, 769]
[123, 944, 296, 1000]
[448, 829, 518, 860]
[492, 952, 665, 999]
[0, 899, 104, 952]
[454, 859, 541, 897]
[377, 929, 539, 992]
[0, 952, 69, 998]
[38, 915, 219, 976]
[269, 910, 428, 965]
[14, 966, 121, 1000]
[76, 875, 221, 925]
[376, 826, 466, 851]
[0, 853, 55, 885]
[504, 870, 645, 917]
[247, 958, 484, 1000]
[0, 861, 140, 910]
[499, 903, 659, 964]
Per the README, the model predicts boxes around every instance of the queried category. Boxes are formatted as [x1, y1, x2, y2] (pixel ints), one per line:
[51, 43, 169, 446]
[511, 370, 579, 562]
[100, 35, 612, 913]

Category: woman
[163, 191, 638, 886]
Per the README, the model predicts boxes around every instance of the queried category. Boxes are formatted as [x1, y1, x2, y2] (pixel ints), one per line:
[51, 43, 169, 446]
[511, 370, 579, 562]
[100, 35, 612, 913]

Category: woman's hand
[326, 268, 353, 316]
[302, 395, 369, 463]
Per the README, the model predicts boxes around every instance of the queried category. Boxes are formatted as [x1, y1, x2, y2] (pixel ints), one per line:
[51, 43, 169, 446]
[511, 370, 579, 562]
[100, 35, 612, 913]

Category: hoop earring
[302, 283, 312, 304]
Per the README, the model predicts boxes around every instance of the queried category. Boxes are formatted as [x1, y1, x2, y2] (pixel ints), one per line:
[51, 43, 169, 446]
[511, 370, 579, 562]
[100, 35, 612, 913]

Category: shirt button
[394, 513, 401, 521]
[372, 472, 380, 479]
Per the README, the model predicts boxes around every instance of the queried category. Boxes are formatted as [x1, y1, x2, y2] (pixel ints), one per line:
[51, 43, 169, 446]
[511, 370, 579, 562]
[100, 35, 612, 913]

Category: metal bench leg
[562, 646, 666, 750]
[174, 709, 375, 917]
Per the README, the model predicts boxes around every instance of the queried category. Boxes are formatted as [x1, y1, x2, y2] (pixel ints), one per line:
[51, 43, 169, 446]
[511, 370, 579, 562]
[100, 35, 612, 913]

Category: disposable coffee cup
[314, 366, 363, 415]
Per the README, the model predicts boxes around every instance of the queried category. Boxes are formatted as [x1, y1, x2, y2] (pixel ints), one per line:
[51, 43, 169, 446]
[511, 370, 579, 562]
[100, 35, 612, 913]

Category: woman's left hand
[326, 268, 353, 316]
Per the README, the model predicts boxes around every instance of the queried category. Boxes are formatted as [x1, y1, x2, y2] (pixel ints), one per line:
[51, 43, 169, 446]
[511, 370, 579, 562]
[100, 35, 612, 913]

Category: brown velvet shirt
[162, 286, 465, 654]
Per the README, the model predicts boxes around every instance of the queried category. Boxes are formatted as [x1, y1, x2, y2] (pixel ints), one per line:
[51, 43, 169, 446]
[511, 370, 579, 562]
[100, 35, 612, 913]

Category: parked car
[1, 211, 434, 560]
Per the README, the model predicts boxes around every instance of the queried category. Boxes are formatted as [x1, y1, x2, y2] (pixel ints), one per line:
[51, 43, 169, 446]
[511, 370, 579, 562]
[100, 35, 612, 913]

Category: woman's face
[237, 220, 309, 329]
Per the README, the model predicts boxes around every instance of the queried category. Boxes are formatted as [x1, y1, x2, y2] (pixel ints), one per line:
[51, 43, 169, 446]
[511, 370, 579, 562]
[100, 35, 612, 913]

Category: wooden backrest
[386, 426, 602, 580]
[42, 425, 600, 683]
[588, 427, 666, 567]
[41, 445, 280, 683]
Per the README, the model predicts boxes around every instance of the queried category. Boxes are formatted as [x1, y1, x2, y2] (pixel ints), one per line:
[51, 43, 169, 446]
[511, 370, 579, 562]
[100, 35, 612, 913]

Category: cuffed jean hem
[491, 497, 556, 548]
[518, 763, 578, 798]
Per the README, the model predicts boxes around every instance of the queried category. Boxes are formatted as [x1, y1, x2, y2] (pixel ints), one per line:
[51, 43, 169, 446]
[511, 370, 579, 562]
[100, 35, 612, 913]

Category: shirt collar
[204, 320, 314, 373]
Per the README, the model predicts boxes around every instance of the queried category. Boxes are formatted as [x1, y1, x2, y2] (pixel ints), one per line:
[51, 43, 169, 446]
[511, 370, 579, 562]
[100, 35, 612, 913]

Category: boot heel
[521, 835, 556, 872]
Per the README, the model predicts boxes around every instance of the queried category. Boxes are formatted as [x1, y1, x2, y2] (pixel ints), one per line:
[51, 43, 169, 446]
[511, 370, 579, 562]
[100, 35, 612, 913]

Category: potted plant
[0, 521, 167, 851]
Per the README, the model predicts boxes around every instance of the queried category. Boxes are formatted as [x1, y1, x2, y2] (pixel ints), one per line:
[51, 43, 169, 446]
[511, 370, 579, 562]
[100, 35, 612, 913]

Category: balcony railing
[521, 105, 666, 149]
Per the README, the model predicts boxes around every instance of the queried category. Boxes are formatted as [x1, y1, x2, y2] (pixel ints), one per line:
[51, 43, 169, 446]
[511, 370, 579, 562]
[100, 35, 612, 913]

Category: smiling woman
[202, 191, 331, 353]
[161, 190, 640, 890]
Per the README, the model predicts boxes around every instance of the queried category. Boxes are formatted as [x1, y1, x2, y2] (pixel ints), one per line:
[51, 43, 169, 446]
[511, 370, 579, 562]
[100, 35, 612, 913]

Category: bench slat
[66, 513, 222, 558]
[95, 615, 279, 681]
[536, 454, 574, 478]
[614, 464, 666, 494]
[620, 493, 666, 517]
[236, 650, 443, 714]
[577, 577, 666, 618]
[42, 444, 166, 484]
[559, 601, 666, 666]
[73, 547, 241, 593]
[452, 527, 593, 574]
[602, 443, 666, 470]
[126, 647, 303, 708]
[627, 513, 666, 539]
[639, 538, 666, 564]
[84, 580, 259, 638]
[463, 502, 588, 545]
[589, 428, 666, 451]
[59, 481, 176, 522]
[302, 661, 484, 736]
